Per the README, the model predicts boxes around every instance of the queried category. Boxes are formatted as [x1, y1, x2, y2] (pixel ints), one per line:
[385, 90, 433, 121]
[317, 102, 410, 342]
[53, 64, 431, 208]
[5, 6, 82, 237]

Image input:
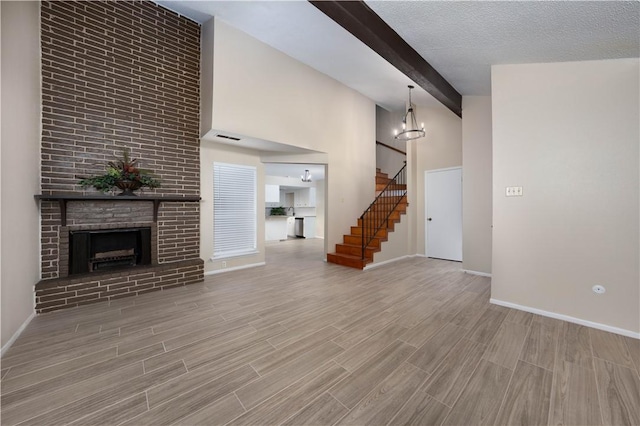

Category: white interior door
[425, 167, 462, 261]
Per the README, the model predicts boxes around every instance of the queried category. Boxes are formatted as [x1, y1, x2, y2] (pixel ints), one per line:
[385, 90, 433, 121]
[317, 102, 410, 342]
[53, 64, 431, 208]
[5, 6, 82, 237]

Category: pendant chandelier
[394, 85, 425, 140]
[301, 169, 312, 182]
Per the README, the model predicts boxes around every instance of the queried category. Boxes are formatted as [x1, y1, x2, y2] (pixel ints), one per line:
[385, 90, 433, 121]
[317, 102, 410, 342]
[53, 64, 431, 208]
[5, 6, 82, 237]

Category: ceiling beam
[309, 0, 462, 117]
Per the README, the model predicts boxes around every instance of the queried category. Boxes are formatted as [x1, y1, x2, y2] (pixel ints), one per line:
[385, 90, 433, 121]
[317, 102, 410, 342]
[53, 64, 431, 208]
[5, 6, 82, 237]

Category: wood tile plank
[251, 326, 343, 375]
[336, 362, 428, 425]
[482, 321, 529, 370]
[181, 324, 286, 372]
[236, 341, 344, 410]
[282, 393, 348, 426]
[1, 347, 117, 394]
[330, 340, 416, 409]
[334, 323, 408, 372]
[408, 322, 468, 374]
[67, 393, 148, 426]
[441, 360, 512, 426]
[175, 393, 246, 426]
[450, 297, 488, 329]
[1, 343, 163, 408]
[494, 360, 553, 425]
[464, 308, 507, 345]
[623, 336, 640, 377]
[590, 329, 635, 369]
[146, 342, 272, 408]
[228, 361, 348, 426]
[267, 309, 346, 348]
[421, 338, 486, 406]
[0, 328, 122, 369]
[1, 363, 144, 425]
[3, 240, 637, 426]
[556, 322, 593, 370]
[141, 324, 261, 372]
[520, 320, 559, 371]
[593, 358, 640, 425]
[116, 314, 236, 355]
[388, 390, 450, 426]
[399, 312, 448, 348]
[122, 365, 258, 425]
[548, 360, 602, 426]
[504, 309, 534, 327]
[331, 311, 398, 349]
[5, 361, 184, 426]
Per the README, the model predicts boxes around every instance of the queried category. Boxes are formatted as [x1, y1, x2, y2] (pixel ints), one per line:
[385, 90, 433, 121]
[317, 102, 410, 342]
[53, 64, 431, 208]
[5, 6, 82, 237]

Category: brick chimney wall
[37, 1, 203, 312]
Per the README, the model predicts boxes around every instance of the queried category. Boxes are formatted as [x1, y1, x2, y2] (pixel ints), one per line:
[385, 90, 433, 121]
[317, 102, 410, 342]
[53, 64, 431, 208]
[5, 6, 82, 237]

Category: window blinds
[213, 162, 257, 258]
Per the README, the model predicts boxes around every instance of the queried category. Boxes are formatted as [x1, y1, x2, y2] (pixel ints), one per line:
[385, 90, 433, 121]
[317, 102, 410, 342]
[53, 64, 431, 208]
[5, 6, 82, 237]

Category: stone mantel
[35, 194, 201, 226]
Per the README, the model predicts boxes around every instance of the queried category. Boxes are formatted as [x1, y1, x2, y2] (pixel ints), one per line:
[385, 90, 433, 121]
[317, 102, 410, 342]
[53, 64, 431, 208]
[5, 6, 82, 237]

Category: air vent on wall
[216, 134, 241, 141]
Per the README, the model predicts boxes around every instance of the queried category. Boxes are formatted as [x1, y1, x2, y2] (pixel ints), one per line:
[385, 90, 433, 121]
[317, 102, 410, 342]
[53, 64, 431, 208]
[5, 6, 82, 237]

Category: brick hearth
[36, 1, 203, 312]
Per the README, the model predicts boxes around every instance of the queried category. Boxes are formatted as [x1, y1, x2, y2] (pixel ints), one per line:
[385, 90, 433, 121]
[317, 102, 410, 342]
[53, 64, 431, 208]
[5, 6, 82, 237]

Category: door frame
[424, 166, 463, 261]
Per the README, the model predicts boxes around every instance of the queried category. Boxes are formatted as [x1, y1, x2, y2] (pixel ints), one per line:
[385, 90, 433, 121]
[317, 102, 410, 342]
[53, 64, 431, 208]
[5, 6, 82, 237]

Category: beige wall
[376, 105, 407, 176]
[200, 143, 265, 274]
[202, 19, 375, 266]
[1, 1, 40, 349]
[462, 96, 493, 274]
[315, 179, 326, 239]
[409, 106, 463, 256]
[492, 59, 639, 334]
[370, 104, 462, 265]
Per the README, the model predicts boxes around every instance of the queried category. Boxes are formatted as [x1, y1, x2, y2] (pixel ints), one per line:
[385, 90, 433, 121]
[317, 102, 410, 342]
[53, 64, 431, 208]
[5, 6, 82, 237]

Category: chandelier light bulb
[395, 85, 426, 141]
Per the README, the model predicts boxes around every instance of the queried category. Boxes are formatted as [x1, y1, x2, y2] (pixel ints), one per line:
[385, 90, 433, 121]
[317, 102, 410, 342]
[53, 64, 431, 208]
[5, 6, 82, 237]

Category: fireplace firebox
[69, 228, 152, 275]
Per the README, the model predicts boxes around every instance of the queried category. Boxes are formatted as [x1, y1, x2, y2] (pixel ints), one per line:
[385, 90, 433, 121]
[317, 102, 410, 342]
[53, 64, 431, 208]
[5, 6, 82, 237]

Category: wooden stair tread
[327, 167, 407, 270]
[327, 252, 371, 269]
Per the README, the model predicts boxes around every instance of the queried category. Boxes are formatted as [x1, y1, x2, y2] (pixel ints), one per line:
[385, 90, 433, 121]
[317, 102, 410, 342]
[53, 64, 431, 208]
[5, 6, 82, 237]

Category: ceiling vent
[216, 134, 241, 141]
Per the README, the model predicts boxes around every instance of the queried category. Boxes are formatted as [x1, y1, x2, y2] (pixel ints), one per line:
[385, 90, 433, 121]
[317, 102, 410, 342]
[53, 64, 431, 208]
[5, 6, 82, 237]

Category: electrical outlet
[222, 261, 227, 268]
[505, 186, 523, 197]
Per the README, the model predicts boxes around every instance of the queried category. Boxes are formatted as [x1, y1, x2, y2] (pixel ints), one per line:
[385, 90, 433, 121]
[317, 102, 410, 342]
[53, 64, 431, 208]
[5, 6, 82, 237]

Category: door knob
[427, 217, 432, 221]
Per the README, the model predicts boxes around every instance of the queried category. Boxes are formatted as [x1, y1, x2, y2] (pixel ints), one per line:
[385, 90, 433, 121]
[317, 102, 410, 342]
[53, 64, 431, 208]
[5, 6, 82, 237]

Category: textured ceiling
[366, 1, 640, 95]
[159, 0, 639, 106]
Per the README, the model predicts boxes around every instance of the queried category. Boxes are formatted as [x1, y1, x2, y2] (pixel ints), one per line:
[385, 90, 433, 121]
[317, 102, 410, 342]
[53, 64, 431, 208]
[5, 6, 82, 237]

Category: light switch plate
[506, 186, 523, 197]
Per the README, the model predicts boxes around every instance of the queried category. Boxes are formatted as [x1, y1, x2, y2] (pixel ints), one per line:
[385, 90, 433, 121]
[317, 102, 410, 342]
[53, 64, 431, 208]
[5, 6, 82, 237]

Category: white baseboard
[490, 298, 640, 339]
[204, 262, 266, 276]
[1, 312, 35, 357]
[364, 255, 412, 271]
[462, 269, 492, 278]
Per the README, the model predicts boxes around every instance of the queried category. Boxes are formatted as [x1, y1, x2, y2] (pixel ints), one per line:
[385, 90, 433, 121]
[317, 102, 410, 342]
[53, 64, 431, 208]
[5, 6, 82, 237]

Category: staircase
[327, 165, 408, 269]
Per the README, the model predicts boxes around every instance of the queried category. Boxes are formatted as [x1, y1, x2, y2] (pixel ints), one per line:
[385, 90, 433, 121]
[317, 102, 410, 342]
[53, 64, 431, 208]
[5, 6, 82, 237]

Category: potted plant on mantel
[79, 149, 160, 196]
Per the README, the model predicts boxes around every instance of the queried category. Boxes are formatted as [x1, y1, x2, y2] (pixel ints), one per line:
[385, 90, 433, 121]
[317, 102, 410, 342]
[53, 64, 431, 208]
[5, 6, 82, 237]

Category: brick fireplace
[35, 1, 204, 313]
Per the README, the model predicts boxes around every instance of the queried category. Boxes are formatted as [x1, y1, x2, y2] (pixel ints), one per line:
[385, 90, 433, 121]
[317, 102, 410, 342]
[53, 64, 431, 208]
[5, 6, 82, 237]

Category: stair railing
[360, 163, 407, 260]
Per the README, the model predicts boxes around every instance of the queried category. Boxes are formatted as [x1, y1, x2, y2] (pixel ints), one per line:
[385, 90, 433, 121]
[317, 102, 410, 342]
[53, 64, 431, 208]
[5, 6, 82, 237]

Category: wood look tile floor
[2, 238, 639, 425]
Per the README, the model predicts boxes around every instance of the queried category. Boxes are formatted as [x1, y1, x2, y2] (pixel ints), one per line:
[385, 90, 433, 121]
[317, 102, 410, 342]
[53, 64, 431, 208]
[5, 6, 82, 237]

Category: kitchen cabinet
[294, 188, 316, 207]
[265, 184, 280, 207]
[303, 216, 316, 238]
[286, 216, 295, 237]
[265, 216, 288, 241]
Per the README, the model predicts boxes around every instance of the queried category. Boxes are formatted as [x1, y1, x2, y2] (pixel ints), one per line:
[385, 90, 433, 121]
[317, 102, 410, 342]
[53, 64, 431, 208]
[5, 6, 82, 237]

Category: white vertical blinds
[213, 162, 257, 258]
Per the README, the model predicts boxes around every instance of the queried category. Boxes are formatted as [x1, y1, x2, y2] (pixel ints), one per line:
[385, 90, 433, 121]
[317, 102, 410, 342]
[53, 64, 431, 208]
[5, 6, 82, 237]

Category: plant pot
[115, 179, 142, 196]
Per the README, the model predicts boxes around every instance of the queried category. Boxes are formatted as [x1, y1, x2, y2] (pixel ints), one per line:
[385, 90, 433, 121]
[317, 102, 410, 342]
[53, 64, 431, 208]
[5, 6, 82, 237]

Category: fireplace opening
[69, 228, 152, 275]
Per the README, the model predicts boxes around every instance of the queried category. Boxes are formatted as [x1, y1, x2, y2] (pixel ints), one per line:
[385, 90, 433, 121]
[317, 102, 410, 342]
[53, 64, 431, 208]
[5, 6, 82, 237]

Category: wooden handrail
[360, 163, 407, 260]
[376, 141, 406, 156]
